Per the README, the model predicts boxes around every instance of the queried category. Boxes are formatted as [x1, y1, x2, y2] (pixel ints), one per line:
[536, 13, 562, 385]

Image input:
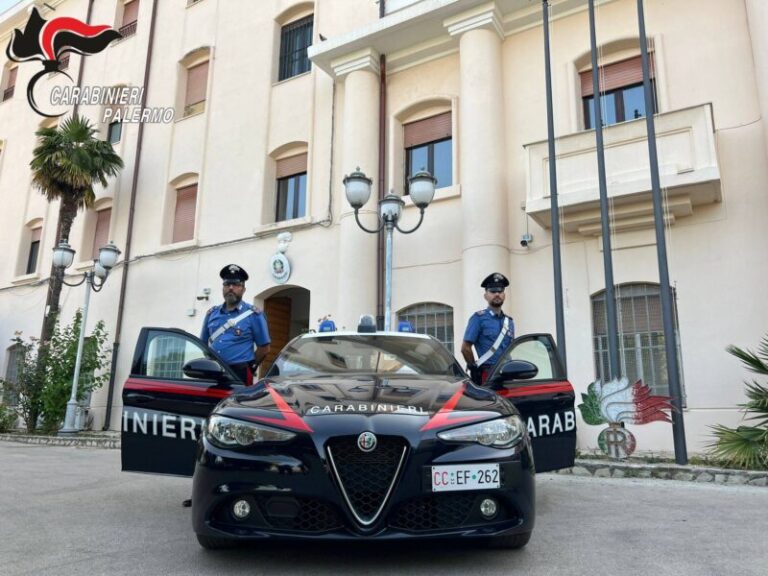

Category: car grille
[326, 435, 407, 526]
[390, 493, 512, 532]
[257, 496, 342, 532]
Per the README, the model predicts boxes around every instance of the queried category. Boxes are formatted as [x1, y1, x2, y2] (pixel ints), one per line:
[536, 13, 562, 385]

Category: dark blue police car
[121, 324, 575, 549]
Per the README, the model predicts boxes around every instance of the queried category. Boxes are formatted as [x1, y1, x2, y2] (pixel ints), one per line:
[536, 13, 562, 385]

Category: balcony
[523, 104, 721, 236]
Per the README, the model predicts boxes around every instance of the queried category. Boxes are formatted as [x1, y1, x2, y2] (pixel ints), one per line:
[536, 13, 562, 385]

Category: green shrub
[0, 403, 18, 433]
[709, 335, 768, 470]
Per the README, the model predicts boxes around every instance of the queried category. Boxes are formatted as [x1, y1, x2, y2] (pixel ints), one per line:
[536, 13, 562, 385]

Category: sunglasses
[487, 288, 505, 294]
[222, 281, 244, 287]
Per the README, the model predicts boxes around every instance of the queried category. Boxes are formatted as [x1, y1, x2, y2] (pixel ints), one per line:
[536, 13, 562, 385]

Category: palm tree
[30, 114, 124, 343]
[710, 335, 768, 470]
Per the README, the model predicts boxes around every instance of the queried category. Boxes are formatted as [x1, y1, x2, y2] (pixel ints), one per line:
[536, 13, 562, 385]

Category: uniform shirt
[200, 302, 270, 365]
[463, 307, 515, 367]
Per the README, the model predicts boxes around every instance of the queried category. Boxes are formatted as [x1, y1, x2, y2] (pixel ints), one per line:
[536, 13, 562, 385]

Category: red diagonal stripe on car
[243, 384, 314, 433]
[124, 378, 232, 399]
[498, 382, 574, 398]
[420, 383, 487, 431]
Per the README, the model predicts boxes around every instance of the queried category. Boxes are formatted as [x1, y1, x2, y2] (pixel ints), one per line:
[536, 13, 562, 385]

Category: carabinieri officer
[201, 264, 271, 385]
[461, 272, 515, 386]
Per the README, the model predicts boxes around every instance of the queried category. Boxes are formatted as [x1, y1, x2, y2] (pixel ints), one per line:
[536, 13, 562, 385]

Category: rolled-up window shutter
[404, 112, 452, 148]
[581, 55, 655, 97]
[276, 153, 308, 179]
[185, 61, 209, 107]
[173, 185, 197, 243]
[91, 208, 112, 259]
[122, 0, 139, 26]
[30, 227, 42, 242]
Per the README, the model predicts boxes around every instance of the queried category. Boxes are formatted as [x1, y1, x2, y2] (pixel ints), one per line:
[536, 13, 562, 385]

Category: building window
[119, 0, 139, 38]
[275, 153, 307, 222]
[278, 15, 313, 81]
[591, 283, 683, 398]
[2, 66, 17, 102]
[107, 121, 122, 144]
[91, 208, 111, 259]
[184, 60, 209, 117]
[172, 184, 197, 243]
[581, 55, 656, 130]
[404, 112, 452, 192]
[398, 302, 454, 352]
[26, 227, 42, 274]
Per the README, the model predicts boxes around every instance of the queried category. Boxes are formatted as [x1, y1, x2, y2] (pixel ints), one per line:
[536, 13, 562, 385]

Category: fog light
[480, 498, 498, 519]
[232, 499, 251, 519]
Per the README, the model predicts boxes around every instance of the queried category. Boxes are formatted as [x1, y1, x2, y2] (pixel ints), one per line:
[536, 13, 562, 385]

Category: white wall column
[745, 0, 768, 156]
[445, 4, 509, 326]
[333, 49, 381, 330]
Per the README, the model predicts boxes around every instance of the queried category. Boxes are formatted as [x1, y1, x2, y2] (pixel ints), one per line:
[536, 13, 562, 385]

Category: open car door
[488, 334, 576, 472]
[121, 327, 242, 476]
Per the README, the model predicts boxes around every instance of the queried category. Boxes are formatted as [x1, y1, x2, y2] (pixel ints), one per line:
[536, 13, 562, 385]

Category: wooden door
[260, 297, 291, 377]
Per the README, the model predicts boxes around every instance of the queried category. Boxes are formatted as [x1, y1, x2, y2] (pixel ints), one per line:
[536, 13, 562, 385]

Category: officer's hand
[467, 363, 481, 386]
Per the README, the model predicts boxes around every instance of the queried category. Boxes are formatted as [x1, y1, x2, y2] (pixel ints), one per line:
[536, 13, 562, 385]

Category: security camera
[520, 233, 533, 247]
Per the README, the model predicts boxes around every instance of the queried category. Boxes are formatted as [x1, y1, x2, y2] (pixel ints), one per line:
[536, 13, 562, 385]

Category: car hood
[216, 375, 506, 419]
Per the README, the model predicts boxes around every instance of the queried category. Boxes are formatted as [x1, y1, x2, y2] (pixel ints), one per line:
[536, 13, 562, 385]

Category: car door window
[495, 335, 563, 384]
[143, 330, 216, 380]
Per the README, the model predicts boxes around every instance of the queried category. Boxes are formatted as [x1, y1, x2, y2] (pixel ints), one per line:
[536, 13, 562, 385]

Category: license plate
[431, 464, 500, 492]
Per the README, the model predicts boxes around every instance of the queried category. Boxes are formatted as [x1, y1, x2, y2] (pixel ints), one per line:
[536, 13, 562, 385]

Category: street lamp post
[52, 239, 121, 435]
[343, 168, 436, 331]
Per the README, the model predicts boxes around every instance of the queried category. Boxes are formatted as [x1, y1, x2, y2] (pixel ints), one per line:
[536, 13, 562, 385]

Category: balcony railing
[119, 20, 137, 38]
[523, 104, 721, 236]
[2, 86, 14, 102]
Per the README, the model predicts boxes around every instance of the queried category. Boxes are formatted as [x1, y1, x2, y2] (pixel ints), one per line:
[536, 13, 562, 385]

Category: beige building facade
[1, 0, 766, 455]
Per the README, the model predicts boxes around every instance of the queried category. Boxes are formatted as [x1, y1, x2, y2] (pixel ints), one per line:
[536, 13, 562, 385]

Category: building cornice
[331, 47, 380, 78]
[309, 0, 619, 77]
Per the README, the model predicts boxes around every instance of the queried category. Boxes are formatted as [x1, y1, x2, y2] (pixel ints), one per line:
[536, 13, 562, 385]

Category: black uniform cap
[220, 264, 249, 282]
[481, 272, 509, 290]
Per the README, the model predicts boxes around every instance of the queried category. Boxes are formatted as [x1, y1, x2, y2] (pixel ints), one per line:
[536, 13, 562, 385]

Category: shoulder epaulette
[475, 309, 486, 316]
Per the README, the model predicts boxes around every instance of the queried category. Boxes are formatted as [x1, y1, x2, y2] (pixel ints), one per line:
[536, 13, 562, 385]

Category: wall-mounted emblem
[577, 378, 673, 459]
[269, 232, 292, 284]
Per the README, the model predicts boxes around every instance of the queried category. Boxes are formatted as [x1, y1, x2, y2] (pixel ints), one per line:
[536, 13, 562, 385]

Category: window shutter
[122, 0, 139, 26]
[404, 112, 452, 149]
[276, 153, 308, 179]
[30, 227, 42, 242]
[173, 185, 197, 243]
[185, 61, 209, 107]
[91, 208, 112, 259]
[7, 67, 17, 88]
[580, 55, 655, 97]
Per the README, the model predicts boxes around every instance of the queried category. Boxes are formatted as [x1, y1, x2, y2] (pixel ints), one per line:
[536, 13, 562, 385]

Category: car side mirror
[183, 358, 228, 382]
[490, 360, 538, 387]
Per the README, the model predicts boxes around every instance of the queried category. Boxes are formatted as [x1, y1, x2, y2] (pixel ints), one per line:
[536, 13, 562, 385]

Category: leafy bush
[1, 311, 110, 434]
[0, 403, 18, 433]
[709, 335, 768, 470]
[40, 311, 110, 434]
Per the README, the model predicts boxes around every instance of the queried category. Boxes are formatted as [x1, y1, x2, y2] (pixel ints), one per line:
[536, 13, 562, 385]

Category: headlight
[437, 416, 525, 449]
[205, 415, 296, 447]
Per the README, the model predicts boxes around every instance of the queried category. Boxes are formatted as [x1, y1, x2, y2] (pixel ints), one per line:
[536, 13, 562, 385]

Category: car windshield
[268, 335, 463, 377]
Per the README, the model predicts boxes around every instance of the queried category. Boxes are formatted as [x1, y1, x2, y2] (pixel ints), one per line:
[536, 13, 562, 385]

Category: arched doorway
[254, 285, 310, 377]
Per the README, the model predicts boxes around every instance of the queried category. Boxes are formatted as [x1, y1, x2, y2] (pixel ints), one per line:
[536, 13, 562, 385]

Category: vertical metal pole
[636, 0, 687, 463]
[60, 274, 91, 435]
[588, 0, 620, 379]
[384, 221, 394, 331]
[542, 0, 567, 373]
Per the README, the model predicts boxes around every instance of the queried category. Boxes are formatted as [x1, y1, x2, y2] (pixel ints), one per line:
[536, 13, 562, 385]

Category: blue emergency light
[397, 321, 415, 333]
[318, 319, 336, 332]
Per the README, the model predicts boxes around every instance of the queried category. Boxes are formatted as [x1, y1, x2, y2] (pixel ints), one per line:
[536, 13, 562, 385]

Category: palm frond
[708, 425, 768, 469]
[727, 343, 768, 376]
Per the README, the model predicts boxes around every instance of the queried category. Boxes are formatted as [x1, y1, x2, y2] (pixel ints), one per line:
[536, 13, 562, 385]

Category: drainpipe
[102, 0, 159, 430]
[376, 54, 387, 328]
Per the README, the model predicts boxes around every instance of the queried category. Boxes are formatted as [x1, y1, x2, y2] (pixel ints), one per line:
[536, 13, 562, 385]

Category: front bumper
[191, 434, 535, 542]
